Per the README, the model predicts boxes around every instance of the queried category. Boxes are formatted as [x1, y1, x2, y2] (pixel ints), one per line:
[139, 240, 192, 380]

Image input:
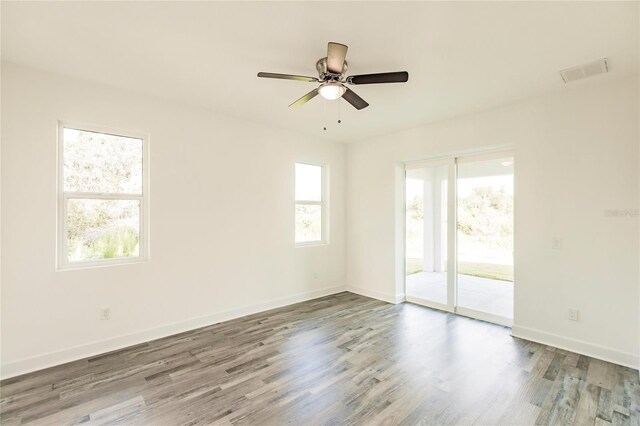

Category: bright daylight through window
[58, 125, 147, 268]
[295, 163, 324, 245]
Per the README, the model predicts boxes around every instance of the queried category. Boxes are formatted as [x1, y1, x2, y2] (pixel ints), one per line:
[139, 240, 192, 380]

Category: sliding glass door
[456, 155, 514, 323]
[405, 151, 514, 326]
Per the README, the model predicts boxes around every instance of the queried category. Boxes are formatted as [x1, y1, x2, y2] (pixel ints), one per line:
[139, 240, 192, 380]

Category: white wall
[346, 76, 639, 368]
[2, 63, 638, 379]
[0, 63, 347, 378]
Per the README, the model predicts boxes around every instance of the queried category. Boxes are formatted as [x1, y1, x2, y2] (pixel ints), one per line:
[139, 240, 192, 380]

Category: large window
[295, 163, 326, 245]
[58, 123, 148, 269]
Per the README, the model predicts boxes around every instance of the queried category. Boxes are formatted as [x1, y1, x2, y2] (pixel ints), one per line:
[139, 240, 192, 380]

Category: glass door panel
[405, 164, 449, 306]
[456, 156, 514, 320]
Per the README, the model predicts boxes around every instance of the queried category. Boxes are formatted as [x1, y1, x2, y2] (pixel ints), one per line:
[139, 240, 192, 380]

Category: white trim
[346, 286, 401, 305]
[0, 284, 347, 380]
[403, 145, 514, 169]
[58, 121, 148, 141]
[512, 324, 639, 369]
[404, 298, 513, 327]
[394, 165, 407, 299]
[63, 192, 145, 199]
[406, 296, 451, 313]
[57, 121, 150, 271]
[456, 307, 513, 327]
[294, 241, 329, 248]
[405, 157, 454, 170]
[455, 150, 514, 164]
[447, 158, 457, 311]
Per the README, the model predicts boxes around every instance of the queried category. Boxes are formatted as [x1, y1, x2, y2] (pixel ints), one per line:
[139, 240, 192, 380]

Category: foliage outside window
[295, 163, 325, 245]
[58, 124, 147, 269]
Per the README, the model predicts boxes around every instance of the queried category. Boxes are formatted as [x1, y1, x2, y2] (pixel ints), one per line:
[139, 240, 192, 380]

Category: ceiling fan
[257, 42, 409, 110]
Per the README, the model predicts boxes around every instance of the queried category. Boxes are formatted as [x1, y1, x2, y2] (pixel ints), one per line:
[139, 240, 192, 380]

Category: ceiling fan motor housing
[316, 57, 348, 80]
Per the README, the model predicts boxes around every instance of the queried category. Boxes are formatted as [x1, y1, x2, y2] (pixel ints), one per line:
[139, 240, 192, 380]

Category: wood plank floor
[1, 292, 638, 425]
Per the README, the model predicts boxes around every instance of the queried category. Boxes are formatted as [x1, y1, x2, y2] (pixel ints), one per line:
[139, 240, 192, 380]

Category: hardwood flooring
[1, 292, 638, 425]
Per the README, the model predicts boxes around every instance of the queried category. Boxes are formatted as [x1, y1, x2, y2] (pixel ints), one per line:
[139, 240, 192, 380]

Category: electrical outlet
[552, 238, 562, 250]
[568, 308, 579, 321]
[100, 307, 111, 320]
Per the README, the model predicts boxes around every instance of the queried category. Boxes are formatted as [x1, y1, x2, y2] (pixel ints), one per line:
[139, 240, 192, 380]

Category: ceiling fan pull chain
[323, 98, 327, 131]
[338, 97, 342, 124]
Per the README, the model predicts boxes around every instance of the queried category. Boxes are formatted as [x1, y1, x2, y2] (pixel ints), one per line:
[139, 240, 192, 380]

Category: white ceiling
[2, 1, 638, 143]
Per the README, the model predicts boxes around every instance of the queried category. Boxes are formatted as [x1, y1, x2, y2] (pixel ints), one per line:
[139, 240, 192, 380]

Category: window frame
[294, 162, 328, 247]
[57, 121, 150, 270]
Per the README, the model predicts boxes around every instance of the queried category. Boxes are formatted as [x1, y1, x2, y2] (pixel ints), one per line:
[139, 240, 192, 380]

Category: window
[295, 163, 326, 245]
[58, 123, 148, 269]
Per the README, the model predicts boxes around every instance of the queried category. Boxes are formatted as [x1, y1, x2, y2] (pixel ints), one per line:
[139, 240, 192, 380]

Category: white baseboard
[511, 324, 639, 370]
[346, 286, 404, 304]
[10, 289, 633, 381]
[1, 285, 347, 380]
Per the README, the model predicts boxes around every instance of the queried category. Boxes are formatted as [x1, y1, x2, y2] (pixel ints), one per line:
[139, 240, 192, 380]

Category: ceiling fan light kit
[257, 42, 409, 113]
[319, 82, 346, 100]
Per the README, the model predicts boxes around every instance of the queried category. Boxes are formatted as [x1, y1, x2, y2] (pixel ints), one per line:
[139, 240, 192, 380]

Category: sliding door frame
[403, 149, 514, 327]
[404, 157, 456, 313]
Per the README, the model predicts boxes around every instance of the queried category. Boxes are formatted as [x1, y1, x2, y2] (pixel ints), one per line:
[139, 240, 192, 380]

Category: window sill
[57, 257, 148, 271]
[295, 241, 329, 248]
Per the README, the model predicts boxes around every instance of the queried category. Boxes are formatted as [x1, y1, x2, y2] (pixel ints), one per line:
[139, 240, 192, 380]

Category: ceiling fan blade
[289, 88, 320, 108]
[348, 71, 409, 85]
[327, 42, 348, 74]
[258, 72, 318, 82]
[342, 88, 369, 110]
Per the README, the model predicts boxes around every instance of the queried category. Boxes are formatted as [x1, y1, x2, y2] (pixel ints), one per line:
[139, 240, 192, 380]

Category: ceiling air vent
[559, 58, 608, 83]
